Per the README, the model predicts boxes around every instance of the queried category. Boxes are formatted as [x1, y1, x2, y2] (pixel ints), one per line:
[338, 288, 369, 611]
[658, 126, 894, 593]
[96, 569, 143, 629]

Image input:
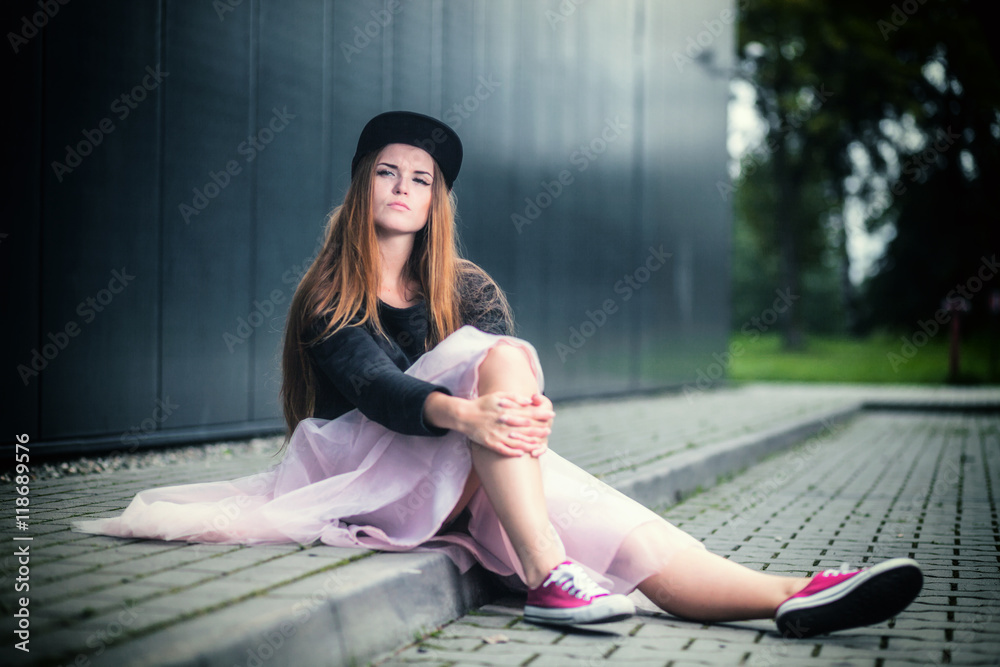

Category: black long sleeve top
[308, 272, 511, 437]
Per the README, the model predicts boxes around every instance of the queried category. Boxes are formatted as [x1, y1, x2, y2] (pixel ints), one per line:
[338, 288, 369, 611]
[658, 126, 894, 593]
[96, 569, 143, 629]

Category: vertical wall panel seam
[430, 0, 443, 118]
[516, 0, 527, 321]
[382, 0, 393, 109]
[247, 0, 260, 421]
[474, 0, 485, 88]
[723, 0, 734, 339]
[629, 0, 647, 389]
[156, 0, 166, 421]
[36, 19, 47, 439]
[322, 0, 334, 210]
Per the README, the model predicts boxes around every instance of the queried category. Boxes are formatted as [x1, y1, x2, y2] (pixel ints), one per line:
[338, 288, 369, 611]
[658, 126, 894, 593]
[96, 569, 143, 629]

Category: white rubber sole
[776, 558, 923, 638]
[524, 594, 636, 625]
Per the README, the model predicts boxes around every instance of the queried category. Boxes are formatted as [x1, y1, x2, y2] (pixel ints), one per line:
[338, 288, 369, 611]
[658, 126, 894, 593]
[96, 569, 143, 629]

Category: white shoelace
[820, 562, 862, 577]
[543, 562, 608, 600]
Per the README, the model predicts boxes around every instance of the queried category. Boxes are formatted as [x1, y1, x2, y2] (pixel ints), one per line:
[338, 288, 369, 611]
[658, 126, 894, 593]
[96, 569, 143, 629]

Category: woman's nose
[393, 178, 407, 194]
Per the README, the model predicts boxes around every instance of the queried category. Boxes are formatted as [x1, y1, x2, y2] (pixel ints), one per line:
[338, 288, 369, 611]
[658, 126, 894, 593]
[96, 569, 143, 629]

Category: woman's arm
[311, 316, 553, 450]
[423, 390, 554, 458]
[310, 324, 454, 436]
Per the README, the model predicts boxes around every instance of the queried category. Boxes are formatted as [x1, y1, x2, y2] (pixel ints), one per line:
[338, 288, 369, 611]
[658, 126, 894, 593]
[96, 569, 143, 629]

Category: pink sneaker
[523, 560, 635, 625]
[776, 558, 923, 638]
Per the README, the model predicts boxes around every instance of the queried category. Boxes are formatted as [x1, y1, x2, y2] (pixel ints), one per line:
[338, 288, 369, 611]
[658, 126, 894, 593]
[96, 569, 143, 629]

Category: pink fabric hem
[72, 325, 704, 595]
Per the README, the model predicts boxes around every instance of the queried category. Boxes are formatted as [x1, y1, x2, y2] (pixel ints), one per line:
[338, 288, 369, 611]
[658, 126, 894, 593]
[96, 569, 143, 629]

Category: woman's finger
[499, 407, 553, 427]
[530, 393, 549, 407]
[499, 417, 550, 439]
[508, 431, 546, 445]
[505, 415, 553, 430]
[509, 426, 550, 438]
[478, 437, 525, 457]
[498, 414, 529, 427]
[494, 391, 532, 403]
[506, 404, 555, 420]
[531, 393, 553, 412]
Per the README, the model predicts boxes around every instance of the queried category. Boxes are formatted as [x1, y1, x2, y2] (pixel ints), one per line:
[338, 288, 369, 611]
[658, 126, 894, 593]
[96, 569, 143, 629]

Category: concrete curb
[99, 403, 869, 667]
[613, 403, 863, 509]
[97, 551, 501, 667]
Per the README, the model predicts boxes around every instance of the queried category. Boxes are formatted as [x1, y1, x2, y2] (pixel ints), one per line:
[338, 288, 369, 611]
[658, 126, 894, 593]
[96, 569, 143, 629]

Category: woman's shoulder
[456, 260, 503, 307]
[456, 258, 502, 290]
[306, 302, 371, 343]
[456, 260, 514, 335]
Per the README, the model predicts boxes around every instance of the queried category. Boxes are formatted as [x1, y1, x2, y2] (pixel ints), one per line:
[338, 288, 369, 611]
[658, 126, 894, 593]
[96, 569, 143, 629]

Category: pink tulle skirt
[73, 325, 704, 594]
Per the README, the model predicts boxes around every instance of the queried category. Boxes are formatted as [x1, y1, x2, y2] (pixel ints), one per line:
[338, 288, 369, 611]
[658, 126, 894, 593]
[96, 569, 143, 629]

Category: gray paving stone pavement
[373, 408, 1000, 667]
[1, 383, 998, 666]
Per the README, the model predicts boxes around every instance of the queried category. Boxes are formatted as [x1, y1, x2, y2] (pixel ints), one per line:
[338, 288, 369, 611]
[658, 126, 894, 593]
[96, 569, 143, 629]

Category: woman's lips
[388, 202, 410, 210]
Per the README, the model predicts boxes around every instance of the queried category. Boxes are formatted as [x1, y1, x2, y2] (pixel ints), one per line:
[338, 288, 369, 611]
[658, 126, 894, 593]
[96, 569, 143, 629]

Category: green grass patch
[728, 332, 997, 384]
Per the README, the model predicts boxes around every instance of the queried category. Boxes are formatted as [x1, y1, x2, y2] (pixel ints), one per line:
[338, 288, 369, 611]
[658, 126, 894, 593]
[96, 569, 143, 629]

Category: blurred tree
[731, 158, 844, 336]
[859, 2, 1000, 332]
[731, 0, 999, 345]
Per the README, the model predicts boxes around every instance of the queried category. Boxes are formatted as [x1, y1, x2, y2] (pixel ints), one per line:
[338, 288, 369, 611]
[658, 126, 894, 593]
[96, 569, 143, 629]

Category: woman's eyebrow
[377, 162, 433, 178]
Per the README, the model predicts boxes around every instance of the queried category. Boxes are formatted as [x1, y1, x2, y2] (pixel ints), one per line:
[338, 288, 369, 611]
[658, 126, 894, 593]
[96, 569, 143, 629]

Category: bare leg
[443, 468, 480, 525]
[455, 343, 565, 588]
[636, 524, 810, 621]
[448, 345, 808, 607]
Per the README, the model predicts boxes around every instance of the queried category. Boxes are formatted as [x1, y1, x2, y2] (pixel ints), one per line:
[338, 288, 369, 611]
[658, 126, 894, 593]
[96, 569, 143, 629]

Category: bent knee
[482, 342, 533, 370]
[478, 342, 540, 395]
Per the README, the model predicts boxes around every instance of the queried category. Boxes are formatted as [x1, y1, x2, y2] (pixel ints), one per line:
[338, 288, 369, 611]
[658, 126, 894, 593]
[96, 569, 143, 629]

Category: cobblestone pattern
[546, 384, 999, 486]
[2, 385, 998, 665]
[0, 450, 370, 665]
[0, 385, 866, 656]
[374, 410, 1000, 667]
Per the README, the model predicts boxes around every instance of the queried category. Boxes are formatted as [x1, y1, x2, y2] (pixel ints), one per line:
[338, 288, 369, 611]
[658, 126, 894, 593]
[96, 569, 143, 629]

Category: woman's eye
[414, 178, 430, 186]
[377, 168, 394, 177]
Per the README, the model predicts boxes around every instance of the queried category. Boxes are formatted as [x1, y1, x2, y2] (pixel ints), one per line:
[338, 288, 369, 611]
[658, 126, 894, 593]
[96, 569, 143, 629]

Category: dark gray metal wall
[4, 0, 733, 455]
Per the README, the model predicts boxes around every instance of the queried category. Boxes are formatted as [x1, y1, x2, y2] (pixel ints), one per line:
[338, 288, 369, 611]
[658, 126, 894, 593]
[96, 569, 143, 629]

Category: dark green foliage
[733, 0, 999, 340]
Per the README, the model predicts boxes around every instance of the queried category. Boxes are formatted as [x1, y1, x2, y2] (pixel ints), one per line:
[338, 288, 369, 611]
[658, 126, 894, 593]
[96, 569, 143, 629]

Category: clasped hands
[423, 390, 555, 458]
[465, 391, 554, 458]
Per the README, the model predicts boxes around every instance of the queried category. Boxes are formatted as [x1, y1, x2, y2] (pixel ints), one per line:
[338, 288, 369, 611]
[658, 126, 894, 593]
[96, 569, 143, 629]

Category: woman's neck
[377, 231, 419, 307]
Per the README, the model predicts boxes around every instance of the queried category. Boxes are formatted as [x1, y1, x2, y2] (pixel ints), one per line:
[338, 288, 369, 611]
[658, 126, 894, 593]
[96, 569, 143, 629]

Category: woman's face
[371, 143, 435, 237]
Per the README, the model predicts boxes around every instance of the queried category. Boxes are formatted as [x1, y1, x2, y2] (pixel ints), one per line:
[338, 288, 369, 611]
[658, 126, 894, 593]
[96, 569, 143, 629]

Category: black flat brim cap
[351, 111, 463, 190]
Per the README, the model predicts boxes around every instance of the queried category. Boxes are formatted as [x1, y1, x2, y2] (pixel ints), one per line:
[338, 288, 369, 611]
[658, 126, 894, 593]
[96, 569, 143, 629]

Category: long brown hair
[280, 147, 470, 443]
